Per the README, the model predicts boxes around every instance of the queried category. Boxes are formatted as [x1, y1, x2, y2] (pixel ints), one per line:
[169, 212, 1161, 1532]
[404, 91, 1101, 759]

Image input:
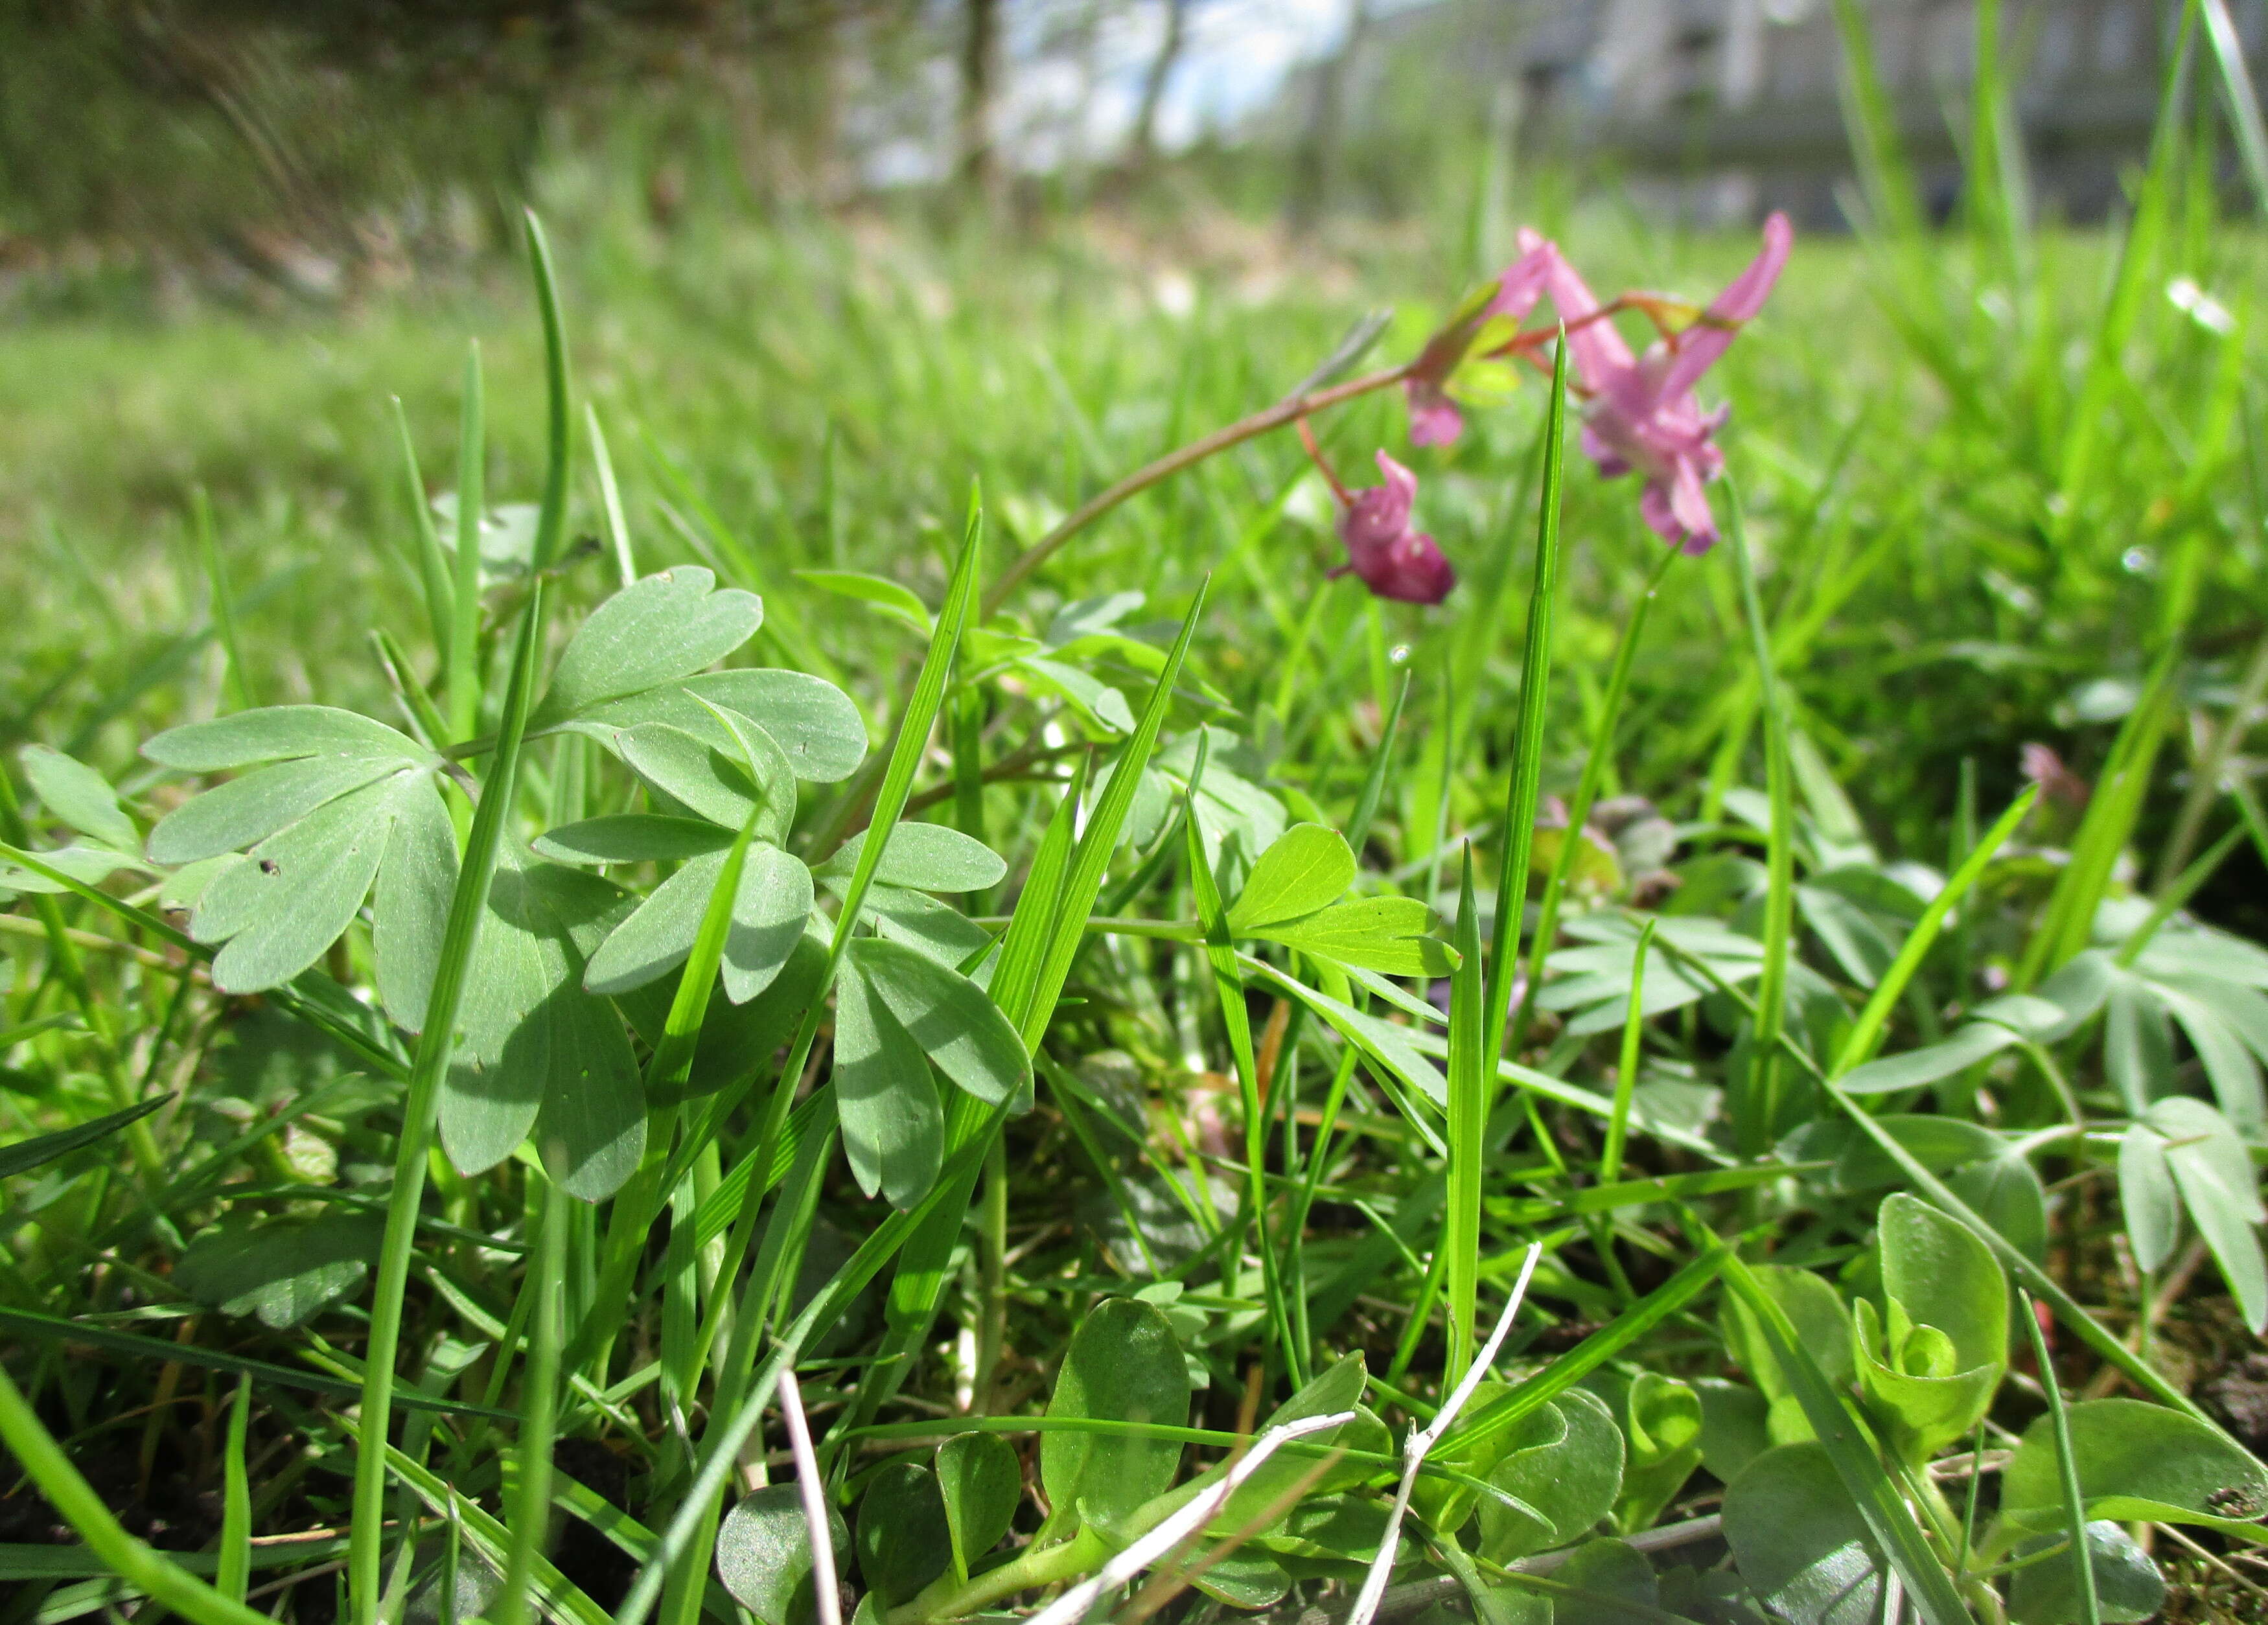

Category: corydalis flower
[1330, 450, 1455, 605]
[1543, 213, 1792, 553]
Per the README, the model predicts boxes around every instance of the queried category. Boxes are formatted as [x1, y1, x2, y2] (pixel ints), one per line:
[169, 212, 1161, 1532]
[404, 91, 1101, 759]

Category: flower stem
[983, 363, 1410, 616]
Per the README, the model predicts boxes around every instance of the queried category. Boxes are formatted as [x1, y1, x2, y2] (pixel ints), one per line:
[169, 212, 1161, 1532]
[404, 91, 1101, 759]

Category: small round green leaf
[1478, 1386, 1625, 1562]
[2000, 1397, 2268, 1537]
[1722, 1442, 1884, 1625]
[716, 1483, 848, 1625]
[2006, 1521, 2166, 1624]
[934, 1433, 1020, 1574]
[855, 1460, 953, 1606]
[1040, 1297, 1191, 1532]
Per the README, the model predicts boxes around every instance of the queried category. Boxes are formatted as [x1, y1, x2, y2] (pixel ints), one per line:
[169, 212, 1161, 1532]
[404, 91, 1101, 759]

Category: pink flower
[1402, 244, 1559, 447]
[1540, 213, 1793, 553]
[1329, 450, 1455, 605]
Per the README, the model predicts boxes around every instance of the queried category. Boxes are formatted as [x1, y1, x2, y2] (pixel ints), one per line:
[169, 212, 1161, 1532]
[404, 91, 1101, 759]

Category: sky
[861, 0, 1429, 183]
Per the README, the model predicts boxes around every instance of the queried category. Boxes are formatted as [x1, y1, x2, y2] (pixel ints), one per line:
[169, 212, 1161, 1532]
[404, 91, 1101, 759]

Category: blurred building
[1308, 0, 2267, 224]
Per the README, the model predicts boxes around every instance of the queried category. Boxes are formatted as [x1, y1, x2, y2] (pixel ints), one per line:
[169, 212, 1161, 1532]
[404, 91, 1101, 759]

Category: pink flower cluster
[1321, 213, 1793, 604]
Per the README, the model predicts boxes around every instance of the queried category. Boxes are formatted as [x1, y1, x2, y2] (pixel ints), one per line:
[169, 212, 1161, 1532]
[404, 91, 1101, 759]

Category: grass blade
[2201, 0, 2268, 217]
[1829, 0, 1927, 238]
[494, 1176, 568, 1625]
[0, 1093, 167, 1181]
[2020, 652, 2175, 987]
[1347, 665, 1412, 855]
[856, 582, 1209, 1431]
[1445, 845, 1487, 1376]
[447, 340, 485, 744]
[1601, 917, 1656, 1183]
[1833, 785, 2039, 1074]
[642, 490, 987, 1625]
[1514, 544, 1676, 1050]
[191, 487, 255, 713]
[349, 211, 574, 1625]
[218, 1374, 251, 1605]
[1185, 779, 1298, 1383]
[1727, 481, 1796, 1154]
[586, 402, 636, 589]
[2020, 1288, 2102, 1625]
[0, 1307, 512, 1420]
[392, 397, 454, 658]
[0, 1365, 270, 1625]
[1482, 335, 1569, 1068]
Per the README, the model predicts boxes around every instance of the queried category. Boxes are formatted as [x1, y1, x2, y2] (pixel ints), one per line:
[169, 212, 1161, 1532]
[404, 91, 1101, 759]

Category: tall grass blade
[348, 211, 575, 1625]
[1601, 917, 1656, 1184]
[2020, 1289, 2102, 1625]
[1728, 481, 1796, 1153]
[191, 487, 255, 713]
[217, 1374, 251, 1606]
[447, 340, 485, 744]
[1445, 846, 1487, 1377]
[1514, 544, 1676, 1047]
[586, 403, 637, 588]
[1185, 781, 1298, 1383]
[2055, 0, 2198, 520]
[494, 1177, 568, 1625]
[2201, 0, 2268, 216]
[859, 584, 1209, 1429]
[2020, 653, 2175, 986]
[1347, 665, 1413, 855]
[1833, 785, 2039, 1074]
[1829, 0, 1928, 238]
[642, 494, 988, 1625]
[1483, 335, 1569, 1068]
[392, 398, 454, 659]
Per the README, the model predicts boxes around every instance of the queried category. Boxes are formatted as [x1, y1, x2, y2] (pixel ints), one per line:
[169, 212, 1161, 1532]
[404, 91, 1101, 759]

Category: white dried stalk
[1345, 1241, 1544, 1625]
[1024, 1409, 1358, 1625]
[775, 1365, 841, 1625]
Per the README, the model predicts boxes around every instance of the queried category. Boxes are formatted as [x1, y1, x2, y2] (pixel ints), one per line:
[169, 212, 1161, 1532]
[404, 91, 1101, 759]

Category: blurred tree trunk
[1290, 0, 1371, 233]
[1128, 0, 1189, 167]
[958, 0, 1001, 200]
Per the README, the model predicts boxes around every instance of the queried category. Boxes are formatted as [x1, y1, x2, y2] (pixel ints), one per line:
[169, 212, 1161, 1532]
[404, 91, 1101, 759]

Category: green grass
[5, 57, 2268, 1625]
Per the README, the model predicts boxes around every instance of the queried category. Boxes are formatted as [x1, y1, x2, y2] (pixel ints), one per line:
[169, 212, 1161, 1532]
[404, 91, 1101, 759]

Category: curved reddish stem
[1296, 417, 1355, 505]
